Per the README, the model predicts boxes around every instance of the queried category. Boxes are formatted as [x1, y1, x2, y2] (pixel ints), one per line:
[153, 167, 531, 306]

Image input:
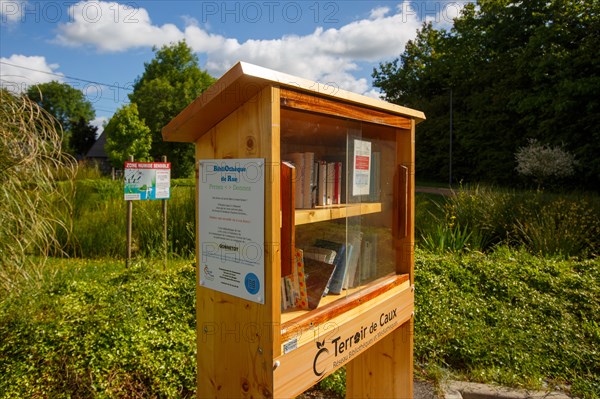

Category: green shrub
[414, 247, 600, 398]
[514, 196, 600, 258]
[0, 258, 196, 398]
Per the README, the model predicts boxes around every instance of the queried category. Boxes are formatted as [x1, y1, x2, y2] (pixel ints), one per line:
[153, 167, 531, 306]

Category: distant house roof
[86, 131, 107, 159]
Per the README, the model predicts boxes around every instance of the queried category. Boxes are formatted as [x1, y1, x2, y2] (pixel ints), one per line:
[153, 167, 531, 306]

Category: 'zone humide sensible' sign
[124, 162, 171, 201]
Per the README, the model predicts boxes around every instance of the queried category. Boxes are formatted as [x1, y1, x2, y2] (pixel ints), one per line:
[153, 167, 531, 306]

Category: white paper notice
[198, 159, 265, 304]
[352, 139, 371, 196]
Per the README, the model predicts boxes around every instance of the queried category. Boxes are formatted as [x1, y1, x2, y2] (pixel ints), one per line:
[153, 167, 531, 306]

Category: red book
[333, 162, 342, 204]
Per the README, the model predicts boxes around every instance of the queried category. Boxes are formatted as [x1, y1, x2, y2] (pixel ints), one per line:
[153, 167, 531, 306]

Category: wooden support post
[125, 155, 133, 268]
[162, 155, 168, 269]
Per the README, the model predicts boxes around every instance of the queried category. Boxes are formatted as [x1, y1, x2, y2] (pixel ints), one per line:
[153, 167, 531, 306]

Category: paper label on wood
[198, 159, 265, 304]
[352, 139, 371, 196]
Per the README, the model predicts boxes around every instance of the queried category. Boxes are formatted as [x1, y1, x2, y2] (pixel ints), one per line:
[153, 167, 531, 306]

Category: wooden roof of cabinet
[162, 61, 425, 142]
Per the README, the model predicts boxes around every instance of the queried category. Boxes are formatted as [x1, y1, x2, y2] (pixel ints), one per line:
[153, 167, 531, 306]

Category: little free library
[162, 61, 425, 398]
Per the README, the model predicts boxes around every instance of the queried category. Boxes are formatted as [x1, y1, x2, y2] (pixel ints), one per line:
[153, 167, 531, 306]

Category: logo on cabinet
[312, 340, 329, 377]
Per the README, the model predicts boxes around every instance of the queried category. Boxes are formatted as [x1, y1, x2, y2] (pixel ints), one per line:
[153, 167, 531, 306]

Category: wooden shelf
[295, 202, 382, 225]
[280, 273, 410, 342]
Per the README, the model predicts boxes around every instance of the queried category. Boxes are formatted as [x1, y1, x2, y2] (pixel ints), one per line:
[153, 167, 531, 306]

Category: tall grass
[61, 169, 196, 259]
[416, 186, 600, 258]
[0, 90, 77, 293]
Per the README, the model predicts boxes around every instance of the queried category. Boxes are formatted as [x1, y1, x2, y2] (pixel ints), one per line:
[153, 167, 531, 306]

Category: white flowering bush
[515, 139, 576, 187]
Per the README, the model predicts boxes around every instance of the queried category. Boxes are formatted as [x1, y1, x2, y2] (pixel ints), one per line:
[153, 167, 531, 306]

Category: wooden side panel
[280, 89, 413, 129]
[280, 162, 295, 277]
[396, 122, 415, 281]
[194, 86, 281, 398]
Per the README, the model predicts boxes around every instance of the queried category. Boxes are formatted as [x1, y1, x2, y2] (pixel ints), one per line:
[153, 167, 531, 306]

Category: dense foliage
[0, 259, 196, 398]
[373, 0, 600, 188]
[104, 103, 152, 167]
[26, 81, 97, 157]
[416, 188, 600, 258]
[129, 41, 215, 178]
[59, 176, 195, 259]
[1, 250, 597, 398]
[415, 248, 600, 398]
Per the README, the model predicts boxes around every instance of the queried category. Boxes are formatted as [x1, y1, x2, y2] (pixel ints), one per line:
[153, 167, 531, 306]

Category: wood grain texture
[294, 203, 382, 225]
[274, 282, 413, 399]
[280, 274, 409, 342]
[346, 318, 414, 399]
[346, 123, 416, 399]
[194, 86, 280, 398]
[168, 63, 422, 398]
[163, 62, 425, 143]
[281, 89, 414, 129]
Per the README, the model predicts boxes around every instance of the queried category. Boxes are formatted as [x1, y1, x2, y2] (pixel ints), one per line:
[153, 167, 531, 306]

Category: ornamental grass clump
[0, 89, 77, 293]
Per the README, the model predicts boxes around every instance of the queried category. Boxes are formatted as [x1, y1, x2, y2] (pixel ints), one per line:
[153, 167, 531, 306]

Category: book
[333, 161, 342, 204]
[281, 277, 288, 310]
[312, 161, 318, 207]
[317, 161, 327, 206]
[359, 233, 378, 283]
[280, 162, 295, 277]
[303, 257, 336, 309]
[326, 162, 335, 205]
[303, 152, 314, 208]
[303, 246, 337, 264]
[284, 275, 295, 308]
[343, 231, 363, 289]
[286, 152, 304, 208]
[294, 248, 309, 310]
[314, 239, 347, 295]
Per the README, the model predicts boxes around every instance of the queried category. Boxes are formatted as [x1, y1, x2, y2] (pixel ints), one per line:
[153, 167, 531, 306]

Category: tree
[104, 103, 152, 167]
[129, 41, 215, 177]
[26, 81, 96, 156]
[515, 139, 577, 188]
[373, 0, 600, 189]
[70, 118, 98, 157]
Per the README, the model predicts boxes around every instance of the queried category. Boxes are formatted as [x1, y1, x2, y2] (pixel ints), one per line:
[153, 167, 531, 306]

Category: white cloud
[0, 54, 63, 93]
[0, 0, 26, 23]
[369, 7, 391, 20]
[54, 1, 185, 52]
[54, 1, 462, 95]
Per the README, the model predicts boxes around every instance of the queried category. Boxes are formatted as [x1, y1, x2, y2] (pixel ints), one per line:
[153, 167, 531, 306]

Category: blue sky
[1, 1, 465, 131]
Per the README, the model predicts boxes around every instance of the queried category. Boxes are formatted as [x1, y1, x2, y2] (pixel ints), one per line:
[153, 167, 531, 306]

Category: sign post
[123, 159, 171, 267]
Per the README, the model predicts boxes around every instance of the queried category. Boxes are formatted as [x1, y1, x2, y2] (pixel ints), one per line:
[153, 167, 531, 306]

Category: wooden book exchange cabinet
[163, 62, 425, 398]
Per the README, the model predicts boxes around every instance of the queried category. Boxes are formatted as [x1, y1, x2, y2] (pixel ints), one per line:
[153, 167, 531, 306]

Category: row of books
[285, 152, 343, 209]
[284, 149, 381, 210]
[281, 234, 379, 311]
